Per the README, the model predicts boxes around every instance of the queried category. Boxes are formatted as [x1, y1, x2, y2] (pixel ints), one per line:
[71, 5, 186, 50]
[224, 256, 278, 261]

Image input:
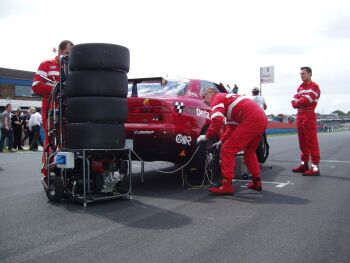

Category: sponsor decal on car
[183, 107, 195, 116]
[134, 130, 155, 135]
[196, 108, 210, 119]
[174, 101, 184, 114]
[176, 134, 192, 146]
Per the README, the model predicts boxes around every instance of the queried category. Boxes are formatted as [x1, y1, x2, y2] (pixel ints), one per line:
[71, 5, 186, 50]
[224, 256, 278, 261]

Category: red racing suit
[32, 57, 60, 176]
[291, 81, 321, 165]
[205, 93, 267, 181]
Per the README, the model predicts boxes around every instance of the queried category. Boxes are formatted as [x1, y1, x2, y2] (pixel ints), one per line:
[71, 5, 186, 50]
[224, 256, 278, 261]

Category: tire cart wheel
[45, 175, 64, 203]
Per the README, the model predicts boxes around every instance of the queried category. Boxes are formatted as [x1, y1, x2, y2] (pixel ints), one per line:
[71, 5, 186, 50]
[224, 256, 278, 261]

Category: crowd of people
[0, 104, 43, 153]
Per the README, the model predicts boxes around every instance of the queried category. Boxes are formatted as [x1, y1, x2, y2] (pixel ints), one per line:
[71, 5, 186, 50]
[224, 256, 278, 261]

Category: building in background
[0, 67, 41, 111]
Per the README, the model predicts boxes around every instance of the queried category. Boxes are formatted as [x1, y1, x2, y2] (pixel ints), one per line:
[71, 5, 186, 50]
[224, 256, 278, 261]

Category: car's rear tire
[190, 137, 221, 180]
[65, 123, 125, 149]
[66, 97, 128, 123]
[66, 70, 128, 97]
[203, 138, 221, 178]
[256, 132, 269, 163]
[69, 43, 130, 72]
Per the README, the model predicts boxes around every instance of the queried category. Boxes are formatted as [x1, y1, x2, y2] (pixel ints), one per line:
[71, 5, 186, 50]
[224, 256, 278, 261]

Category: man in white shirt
[251, 87, 267, 110]
[251, 87, 270, 165]
[29, 108, 43, 151]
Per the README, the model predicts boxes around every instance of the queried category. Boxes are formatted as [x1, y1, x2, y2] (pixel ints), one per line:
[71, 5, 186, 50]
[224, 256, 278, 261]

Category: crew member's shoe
[209, 179, 234, 195]
[303, 164, 320, 176]
[292, 162, 309, 173]
[247, 178, 262, 192]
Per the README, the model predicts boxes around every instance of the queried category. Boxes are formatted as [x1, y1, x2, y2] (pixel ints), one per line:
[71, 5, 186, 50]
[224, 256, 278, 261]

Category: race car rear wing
[128, 77, 167, 97]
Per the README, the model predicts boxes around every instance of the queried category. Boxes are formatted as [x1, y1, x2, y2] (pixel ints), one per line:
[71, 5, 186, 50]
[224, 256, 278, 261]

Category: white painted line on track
[275, 182, 292, 188]
[321, 160, 350, 164]
[271, 159, 350, 164]
[233, 179, 294, 188]
[320, 164, 336, 169]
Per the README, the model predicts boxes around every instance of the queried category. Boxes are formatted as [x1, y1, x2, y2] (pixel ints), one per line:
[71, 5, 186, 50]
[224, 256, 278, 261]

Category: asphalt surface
[1, 131, 350, 263]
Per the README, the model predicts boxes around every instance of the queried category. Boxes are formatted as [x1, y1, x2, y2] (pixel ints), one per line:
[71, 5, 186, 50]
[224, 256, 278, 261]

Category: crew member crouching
[197, 87, 267, 195]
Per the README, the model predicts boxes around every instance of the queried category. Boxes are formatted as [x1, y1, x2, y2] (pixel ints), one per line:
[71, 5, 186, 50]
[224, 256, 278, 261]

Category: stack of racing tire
[65, 43, 130, 149]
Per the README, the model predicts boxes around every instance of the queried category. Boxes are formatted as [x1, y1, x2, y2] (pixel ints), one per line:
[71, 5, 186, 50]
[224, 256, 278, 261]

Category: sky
[0, 0, 350, 115]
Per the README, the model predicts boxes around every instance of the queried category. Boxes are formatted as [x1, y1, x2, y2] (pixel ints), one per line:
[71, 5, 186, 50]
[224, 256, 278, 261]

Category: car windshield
[128, 80, 189, 97]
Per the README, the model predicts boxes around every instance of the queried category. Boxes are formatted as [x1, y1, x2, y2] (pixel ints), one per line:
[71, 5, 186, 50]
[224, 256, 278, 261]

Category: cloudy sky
[1, 0, 349, 114]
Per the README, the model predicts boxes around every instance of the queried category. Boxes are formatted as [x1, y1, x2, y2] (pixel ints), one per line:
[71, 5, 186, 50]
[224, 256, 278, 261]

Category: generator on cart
[41, 43, 132, 206]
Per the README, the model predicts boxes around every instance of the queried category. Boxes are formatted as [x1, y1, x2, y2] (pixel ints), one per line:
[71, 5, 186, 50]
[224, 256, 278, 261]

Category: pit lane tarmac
[1, 131, 350, 263]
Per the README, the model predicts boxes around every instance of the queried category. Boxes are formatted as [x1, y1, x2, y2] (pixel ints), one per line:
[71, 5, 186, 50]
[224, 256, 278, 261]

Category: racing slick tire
[66, 97, 128, 123]
[45, 175, 64, 203]
[256, 132, 269, 163]
[65, 123, 125, 149]
[69, 43, 130, 72]
[66, 70, 128, 97]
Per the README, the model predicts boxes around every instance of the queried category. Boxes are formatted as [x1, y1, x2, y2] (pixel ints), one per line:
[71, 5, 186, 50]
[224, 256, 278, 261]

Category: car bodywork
[125, 77, 228, 164]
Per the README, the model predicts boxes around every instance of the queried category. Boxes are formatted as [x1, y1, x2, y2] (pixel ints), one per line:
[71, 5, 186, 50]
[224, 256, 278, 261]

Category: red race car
[126, 77, 229, 170]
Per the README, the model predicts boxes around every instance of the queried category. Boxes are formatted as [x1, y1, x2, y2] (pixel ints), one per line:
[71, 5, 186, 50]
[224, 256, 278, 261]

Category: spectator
[21, 108, 34, 147]
[0, 104, 16, 152]
[29, 108, 43, 151]
[11, 109, 23, 150]
[251, 87, 267, 110]
[250, 87, 269, 164]
[232, 84, 239, 94]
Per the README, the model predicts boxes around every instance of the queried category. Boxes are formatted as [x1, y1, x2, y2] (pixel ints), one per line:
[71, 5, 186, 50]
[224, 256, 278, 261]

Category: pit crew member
[197, 87, 267, 195]
[291, 66, 321, 176]
[32, 40, 73, 176]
